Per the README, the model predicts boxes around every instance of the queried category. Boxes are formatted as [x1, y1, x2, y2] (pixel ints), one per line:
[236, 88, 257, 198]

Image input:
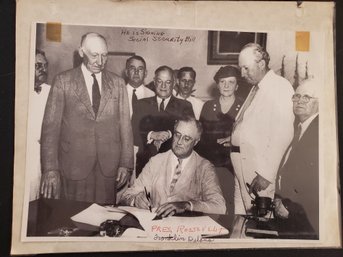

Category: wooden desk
[230, 215, 318, 239]
[27, 198, 233, 237]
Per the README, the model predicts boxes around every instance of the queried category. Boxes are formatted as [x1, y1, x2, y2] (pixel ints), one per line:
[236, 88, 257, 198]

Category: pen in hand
[144, 186, 152, 213]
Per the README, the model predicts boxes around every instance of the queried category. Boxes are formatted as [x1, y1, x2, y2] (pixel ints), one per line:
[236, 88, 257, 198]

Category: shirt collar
[157, 95, 171, 105]
[127, 83, 144, 91]
[81, 63, 102, 80]
[176, 94, 192, 100]
[170, 150, 193, 170]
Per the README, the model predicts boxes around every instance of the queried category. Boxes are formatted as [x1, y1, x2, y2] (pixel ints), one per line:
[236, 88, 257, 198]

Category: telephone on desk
[244, 183, 278, 238]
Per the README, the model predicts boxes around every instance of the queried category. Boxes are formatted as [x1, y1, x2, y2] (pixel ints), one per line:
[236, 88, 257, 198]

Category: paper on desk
[121, 228, 148, 238]
[118, 206, 229, 237]
[71, 204, 127, 227]
[118, 206, 156, 229]
[148, 216, 229, 237]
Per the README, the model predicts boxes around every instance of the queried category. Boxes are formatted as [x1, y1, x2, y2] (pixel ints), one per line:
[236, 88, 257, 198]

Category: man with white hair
[40, 32, 133, 204]
[231, 43, 295, 214]
[274, 79, 319, 239]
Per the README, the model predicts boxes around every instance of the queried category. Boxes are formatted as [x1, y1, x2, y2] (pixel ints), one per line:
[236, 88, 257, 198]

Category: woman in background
[197, 65, 243, 216]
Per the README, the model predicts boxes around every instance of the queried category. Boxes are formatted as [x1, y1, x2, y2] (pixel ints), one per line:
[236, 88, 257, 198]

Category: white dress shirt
[175, 94, 204, 120]
[81, 64, 102, 104]
[169, 152, 192, 184]
[156, 95, 171, 111]
[26, 83, 51, 201]
[126, 83, 155, 117]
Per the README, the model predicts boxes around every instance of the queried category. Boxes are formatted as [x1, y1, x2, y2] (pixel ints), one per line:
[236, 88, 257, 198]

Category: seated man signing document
[120, 116, 226, 217]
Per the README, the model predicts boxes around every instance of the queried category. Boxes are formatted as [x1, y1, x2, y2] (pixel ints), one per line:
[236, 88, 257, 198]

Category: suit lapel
[165, 96, 176, 112]
[281, 116, 318, 171]
[97, 71, 113, 118]
[151, 96, 159, 111]
[72, 67, 95, 119]
[170, 152, 197, 195]
[176, 152, 196, 191]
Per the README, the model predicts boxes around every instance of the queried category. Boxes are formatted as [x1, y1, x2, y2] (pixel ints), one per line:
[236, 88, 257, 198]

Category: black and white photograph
[12, 0, 340, 254]
[24, 22, 322, 240]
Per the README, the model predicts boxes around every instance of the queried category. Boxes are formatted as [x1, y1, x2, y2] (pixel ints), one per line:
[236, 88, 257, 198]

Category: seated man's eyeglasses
[291, 94, 317, 103]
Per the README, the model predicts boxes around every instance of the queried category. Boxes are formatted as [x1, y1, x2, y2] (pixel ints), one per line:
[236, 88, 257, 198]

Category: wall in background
[37, 24, 322, 99]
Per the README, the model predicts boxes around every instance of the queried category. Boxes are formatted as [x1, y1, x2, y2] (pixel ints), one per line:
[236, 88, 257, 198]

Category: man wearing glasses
[121, 116, 226, 217]
[27, 50, 51, 201]
[175, 67, 204, 120]
[132, 65, 194, 177]
[274, 79, 319, 239]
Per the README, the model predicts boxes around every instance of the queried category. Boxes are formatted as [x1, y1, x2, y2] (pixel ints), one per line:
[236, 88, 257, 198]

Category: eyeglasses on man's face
[128, 66, 145, 74]
[292, 93, 317, 103]
[35, 62, 48, 70]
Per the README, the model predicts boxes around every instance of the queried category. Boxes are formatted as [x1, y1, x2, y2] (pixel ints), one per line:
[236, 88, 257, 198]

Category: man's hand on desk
[249, 174, 271, 194]
[133, 191, 150, 209]
[40, 170, 61, 199]
[155, 201, 191, 218]
[116, 167, 131, 189]
[274, 198, 289, 219]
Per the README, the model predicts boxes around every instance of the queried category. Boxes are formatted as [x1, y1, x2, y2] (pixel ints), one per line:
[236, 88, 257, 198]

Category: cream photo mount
[13, 0, 340, 254]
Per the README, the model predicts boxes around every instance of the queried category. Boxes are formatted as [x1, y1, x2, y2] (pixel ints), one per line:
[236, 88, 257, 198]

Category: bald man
[40, 32, 133, 204]
[231, 43, 294, 215]
[274, 79, 319, 239]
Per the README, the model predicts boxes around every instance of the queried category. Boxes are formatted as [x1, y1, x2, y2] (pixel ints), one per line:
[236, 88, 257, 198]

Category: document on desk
[118, 206, 157, 230]
[147, 216, 229, 238]
[71, 204, 127, 227]
[118, 206, 229, 238]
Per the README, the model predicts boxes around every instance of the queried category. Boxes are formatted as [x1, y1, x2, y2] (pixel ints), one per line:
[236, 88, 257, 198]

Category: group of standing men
[34, 32, 319, 237]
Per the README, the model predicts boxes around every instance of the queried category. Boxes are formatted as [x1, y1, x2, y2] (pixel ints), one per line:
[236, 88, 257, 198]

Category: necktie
[233, 85, 259, 131]
[91, 73, 101, 116]
[291, 123, 302, 146]
[169, 159, 182, 193]
[280, 123, 302, 170]
[159, 98, 165, 112]
[132, 88, 138, 110]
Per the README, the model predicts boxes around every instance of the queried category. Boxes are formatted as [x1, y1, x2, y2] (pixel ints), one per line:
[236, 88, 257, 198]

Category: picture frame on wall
[207, 31, 267, 65]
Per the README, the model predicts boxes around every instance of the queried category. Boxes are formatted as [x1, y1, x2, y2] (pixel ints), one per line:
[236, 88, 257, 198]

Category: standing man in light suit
[40, 32, 133, 204]
[230, 43, 294, 214]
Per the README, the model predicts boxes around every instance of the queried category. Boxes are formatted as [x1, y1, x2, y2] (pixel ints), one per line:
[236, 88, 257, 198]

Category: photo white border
[13, 0, 340, 254]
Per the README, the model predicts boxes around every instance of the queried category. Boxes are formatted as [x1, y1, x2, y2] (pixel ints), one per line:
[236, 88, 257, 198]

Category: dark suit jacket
[276, 115, 319, 239]
[41, 66, 134, 181]
[132, 96, 194, 175]
[197, 97, 243, 167]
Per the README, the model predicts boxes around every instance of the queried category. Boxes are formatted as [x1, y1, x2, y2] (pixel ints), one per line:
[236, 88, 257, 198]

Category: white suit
[231, 70, 294, 214]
